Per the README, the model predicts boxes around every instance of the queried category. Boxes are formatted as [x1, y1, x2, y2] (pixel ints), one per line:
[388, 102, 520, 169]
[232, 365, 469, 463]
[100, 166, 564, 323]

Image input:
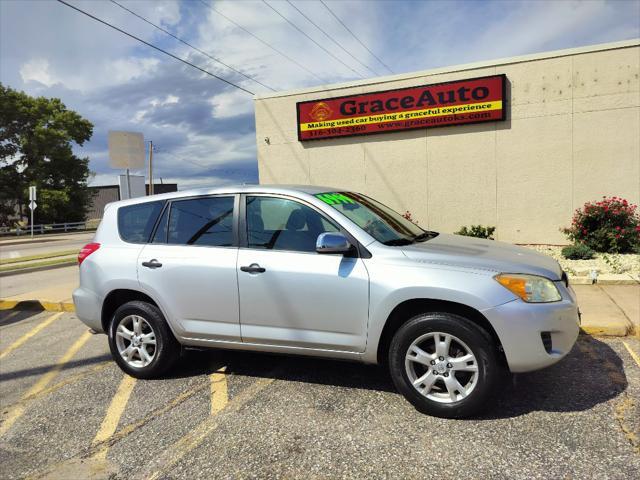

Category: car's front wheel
[388, 312, 500, 418]
[108, 300, 179, 379]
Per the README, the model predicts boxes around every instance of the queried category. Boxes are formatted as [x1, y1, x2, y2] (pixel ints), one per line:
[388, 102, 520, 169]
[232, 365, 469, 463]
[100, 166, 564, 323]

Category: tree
[0, 84, 94, 226]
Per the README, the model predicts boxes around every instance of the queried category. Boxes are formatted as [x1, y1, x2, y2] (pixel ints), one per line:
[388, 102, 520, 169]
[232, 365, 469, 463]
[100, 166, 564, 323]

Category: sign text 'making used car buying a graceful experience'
[296, 74, 506, 141]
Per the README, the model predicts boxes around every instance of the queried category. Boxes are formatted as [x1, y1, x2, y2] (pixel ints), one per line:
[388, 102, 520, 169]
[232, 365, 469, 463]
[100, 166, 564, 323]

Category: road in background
[0, 232, 95, 261]
[0, 266, 78, 299]
[0, 311, 639, 479]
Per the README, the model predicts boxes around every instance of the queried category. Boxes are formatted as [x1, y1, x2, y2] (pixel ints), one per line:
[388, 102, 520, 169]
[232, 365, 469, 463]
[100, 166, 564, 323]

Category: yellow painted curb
[580, 324, 630, 337]
[0, 299, 75, 312]
[0, 300, 19, 310]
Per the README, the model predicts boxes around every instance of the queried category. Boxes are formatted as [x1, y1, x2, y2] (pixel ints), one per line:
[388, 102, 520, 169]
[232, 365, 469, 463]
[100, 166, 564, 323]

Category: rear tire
[108, 300, 179, 379]
[388, 312, 500, 418]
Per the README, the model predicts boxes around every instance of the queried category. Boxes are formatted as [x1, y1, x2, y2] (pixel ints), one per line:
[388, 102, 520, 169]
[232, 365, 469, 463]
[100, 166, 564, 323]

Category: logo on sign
[309, 102, 333, 121]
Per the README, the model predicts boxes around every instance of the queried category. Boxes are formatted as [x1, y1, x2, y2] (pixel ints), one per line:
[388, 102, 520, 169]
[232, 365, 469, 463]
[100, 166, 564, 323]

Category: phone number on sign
[305, 125, 366, 137]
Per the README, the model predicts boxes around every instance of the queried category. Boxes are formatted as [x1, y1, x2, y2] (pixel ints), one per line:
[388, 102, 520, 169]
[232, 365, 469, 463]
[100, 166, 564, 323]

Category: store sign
[297, 74, 506, 141]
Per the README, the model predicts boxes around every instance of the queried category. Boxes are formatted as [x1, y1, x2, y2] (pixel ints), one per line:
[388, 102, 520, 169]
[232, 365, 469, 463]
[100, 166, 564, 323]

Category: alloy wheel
[404, 332, 479, 403]
[115, 314, 157, 368]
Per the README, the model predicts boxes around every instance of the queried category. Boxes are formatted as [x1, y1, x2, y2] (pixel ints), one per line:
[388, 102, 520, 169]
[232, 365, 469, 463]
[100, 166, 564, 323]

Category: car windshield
[315, 192, 438, 246]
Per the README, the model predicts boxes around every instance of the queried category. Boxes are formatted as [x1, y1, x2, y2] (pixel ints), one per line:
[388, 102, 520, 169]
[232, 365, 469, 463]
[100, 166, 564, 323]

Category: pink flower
[615, 234, 621, 239]
[616, 226, 621, 231]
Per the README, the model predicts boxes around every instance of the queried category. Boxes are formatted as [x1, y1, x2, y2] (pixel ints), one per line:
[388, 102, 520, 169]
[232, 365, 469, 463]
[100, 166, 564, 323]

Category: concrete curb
[580, 324, 632, 337]
[0, 299, 75, 312]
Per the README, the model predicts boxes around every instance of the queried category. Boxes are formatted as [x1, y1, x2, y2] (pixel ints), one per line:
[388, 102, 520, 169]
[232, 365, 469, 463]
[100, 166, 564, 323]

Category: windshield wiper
[383, 238, 415, 246]
[412, 231, 439, 242]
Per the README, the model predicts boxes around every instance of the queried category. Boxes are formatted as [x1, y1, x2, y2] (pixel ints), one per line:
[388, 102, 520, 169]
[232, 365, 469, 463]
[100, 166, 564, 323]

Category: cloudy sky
[1, 0, 639, 189]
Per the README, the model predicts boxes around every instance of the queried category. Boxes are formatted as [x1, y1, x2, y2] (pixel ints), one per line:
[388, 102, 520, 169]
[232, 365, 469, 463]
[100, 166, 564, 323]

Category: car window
[246, 196, 339, 252]
[316, 192, 430, 246]
[118, 201, 164, 243]
[150, 205, 168, 244]
[168, 196, 234, 247]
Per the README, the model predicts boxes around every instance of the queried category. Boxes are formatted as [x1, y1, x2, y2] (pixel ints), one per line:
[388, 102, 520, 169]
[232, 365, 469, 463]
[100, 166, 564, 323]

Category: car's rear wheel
[108, 300, 179, 379]
[388, 312, 500, 418]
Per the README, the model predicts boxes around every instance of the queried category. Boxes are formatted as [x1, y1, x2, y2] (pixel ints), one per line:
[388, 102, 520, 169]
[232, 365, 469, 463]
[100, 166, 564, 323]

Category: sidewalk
[0, 269, 637, 336]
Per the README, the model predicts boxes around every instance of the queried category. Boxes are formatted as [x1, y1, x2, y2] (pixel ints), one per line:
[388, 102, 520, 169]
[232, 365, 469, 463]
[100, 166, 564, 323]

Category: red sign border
[296, 74, 507, 142]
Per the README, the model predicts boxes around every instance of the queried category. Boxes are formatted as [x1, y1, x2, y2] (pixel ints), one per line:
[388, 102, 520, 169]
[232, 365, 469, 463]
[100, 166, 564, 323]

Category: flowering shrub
[455, 225, 496, 240]
[402, 210, 418, 224]
[562, 196, 640, 253]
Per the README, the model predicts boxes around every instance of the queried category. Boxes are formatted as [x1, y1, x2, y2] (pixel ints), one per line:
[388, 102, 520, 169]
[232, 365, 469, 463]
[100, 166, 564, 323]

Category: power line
[56, 0, 254, 95]
[285, 0, 380, 77]
[261, 0, 364, 79]
[198, 0, 327, 84]
[319, 0, 394, 74]
[109, 0, 275, 91]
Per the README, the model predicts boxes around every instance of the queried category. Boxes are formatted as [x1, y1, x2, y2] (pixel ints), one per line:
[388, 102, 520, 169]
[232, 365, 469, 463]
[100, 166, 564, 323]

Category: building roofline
[254, 38, 639, 100]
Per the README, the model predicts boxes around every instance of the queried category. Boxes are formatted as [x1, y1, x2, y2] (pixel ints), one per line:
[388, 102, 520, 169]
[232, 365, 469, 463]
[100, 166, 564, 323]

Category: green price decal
[316, 193, 355, 205]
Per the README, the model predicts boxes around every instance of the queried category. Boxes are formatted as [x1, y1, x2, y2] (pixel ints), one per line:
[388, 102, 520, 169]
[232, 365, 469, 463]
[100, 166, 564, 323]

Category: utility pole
[148, 140, 154, 195]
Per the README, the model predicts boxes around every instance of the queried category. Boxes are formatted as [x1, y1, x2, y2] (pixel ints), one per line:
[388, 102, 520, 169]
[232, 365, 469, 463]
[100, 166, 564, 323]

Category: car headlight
[494, 274, 561, 303]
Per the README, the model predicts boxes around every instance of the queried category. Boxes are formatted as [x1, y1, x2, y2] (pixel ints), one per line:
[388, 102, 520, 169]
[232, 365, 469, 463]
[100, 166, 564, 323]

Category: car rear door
[236, 194, 370, 352]
[137, 194, 241, 342]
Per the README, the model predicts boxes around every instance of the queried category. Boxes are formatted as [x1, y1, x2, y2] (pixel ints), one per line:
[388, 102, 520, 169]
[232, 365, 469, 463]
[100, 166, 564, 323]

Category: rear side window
[168, 196, 234, 247]
[118, 201, 164, 243]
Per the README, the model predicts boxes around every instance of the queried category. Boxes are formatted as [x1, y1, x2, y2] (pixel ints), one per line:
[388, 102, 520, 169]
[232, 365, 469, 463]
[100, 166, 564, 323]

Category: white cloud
[208, 89, 253, 118]
[19, 58, 56, 86]
[110, 57, 160, 84]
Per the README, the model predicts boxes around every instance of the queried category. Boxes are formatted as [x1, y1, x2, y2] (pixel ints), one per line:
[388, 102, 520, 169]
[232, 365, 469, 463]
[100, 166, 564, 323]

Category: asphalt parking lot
[1, 310, 639, 479]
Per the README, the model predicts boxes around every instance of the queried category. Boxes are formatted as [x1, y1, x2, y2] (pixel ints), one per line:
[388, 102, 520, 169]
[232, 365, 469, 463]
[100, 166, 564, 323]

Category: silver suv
[74, 185, 580, 418]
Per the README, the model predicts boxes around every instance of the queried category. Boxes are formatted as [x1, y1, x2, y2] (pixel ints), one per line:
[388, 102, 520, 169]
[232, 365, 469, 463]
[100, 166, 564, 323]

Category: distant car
[73, 185, 579, 418]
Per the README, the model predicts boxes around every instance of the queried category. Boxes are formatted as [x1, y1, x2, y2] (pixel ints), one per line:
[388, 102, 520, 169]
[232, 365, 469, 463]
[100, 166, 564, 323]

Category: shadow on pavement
[0, 354, 111, 382]
[0, 309, 44, 327]
[170, 334, 626, 419]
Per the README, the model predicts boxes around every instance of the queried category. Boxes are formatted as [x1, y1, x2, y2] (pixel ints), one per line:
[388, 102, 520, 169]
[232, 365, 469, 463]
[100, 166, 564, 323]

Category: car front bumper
[482, 283, 580, 373]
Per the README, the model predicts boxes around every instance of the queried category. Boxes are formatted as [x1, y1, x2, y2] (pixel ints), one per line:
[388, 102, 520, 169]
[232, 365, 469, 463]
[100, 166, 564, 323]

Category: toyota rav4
[73, 185, 580, 418]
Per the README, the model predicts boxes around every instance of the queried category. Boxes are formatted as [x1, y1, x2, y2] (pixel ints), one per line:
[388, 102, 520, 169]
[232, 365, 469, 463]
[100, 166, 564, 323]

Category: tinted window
[246, 196, 338, 252]
[118, 201, 164, 243]
[151, 205, 168, 244]
[168, 196, 234, 247]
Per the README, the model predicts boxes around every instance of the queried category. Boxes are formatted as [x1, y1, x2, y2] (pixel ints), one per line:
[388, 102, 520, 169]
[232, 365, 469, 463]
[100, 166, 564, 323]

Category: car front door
[236, 194, 370, 352]
[138, 195, 241, 342]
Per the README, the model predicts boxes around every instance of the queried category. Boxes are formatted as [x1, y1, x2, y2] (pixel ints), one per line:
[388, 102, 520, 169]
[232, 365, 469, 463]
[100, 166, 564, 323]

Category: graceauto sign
[296, 74, 506, 141]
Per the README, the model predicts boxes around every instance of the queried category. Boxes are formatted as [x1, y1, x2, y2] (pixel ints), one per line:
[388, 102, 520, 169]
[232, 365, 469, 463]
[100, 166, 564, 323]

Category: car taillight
[78, 242, 100, 265]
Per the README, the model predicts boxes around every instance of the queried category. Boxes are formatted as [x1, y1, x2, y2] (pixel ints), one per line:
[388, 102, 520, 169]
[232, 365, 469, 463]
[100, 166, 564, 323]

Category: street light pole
[148, 140, 154, 195]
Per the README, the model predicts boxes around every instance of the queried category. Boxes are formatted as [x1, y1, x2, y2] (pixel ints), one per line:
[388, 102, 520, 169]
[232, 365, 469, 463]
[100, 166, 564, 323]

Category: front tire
[388, 312, 500, 418]
[108, 300, 179, 379]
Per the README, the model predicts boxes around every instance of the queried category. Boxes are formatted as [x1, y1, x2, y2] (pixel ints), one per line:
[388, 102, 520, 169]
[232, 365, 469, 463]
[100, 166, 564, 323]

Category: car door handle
[142, 259, 163, 269]
[240, 263, 266, 274]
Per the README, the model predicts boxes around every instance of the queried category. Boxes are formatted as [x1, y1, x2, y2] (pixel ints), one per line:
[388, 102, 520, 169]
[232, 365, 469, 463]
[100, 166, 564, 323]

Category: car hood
[401, 233, 563, 280]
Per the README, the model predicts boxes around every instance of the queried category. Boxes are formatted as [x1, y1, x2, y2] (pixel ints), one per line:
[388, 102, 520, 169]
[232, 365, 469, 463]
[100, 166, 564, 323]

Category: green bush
[562, 196, 640, 253]
[561, 244, 595, 260]
[454, 225, 496, 240]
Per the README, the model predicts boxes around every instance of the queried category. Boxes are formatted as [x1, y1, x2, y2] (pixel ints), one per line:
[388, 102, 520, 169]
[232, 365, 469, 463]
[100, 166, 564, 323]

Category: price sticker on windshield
[316, 193, 356, 205]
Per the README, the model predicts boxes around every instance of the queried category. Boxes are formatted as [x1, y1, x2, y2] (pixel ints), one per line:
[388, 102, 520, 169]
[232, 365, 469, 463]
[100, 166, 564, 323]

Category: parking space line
[143, 376, 275, 480]
[0, 330, 92, 437]
[2, 361, 111, 412]
[210, 366, 228, 415]
[0, 312, 63, 359]
[27, 381, 214, 480]
[92, 374, 137, 460]
[623, 341, 640, 367]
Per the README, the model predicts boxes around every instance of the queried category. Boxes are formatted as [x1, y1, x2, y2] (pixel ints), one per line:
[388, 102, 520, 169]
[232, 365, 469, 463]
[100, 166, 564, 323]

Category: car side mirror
[316, 232, 352, 254]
